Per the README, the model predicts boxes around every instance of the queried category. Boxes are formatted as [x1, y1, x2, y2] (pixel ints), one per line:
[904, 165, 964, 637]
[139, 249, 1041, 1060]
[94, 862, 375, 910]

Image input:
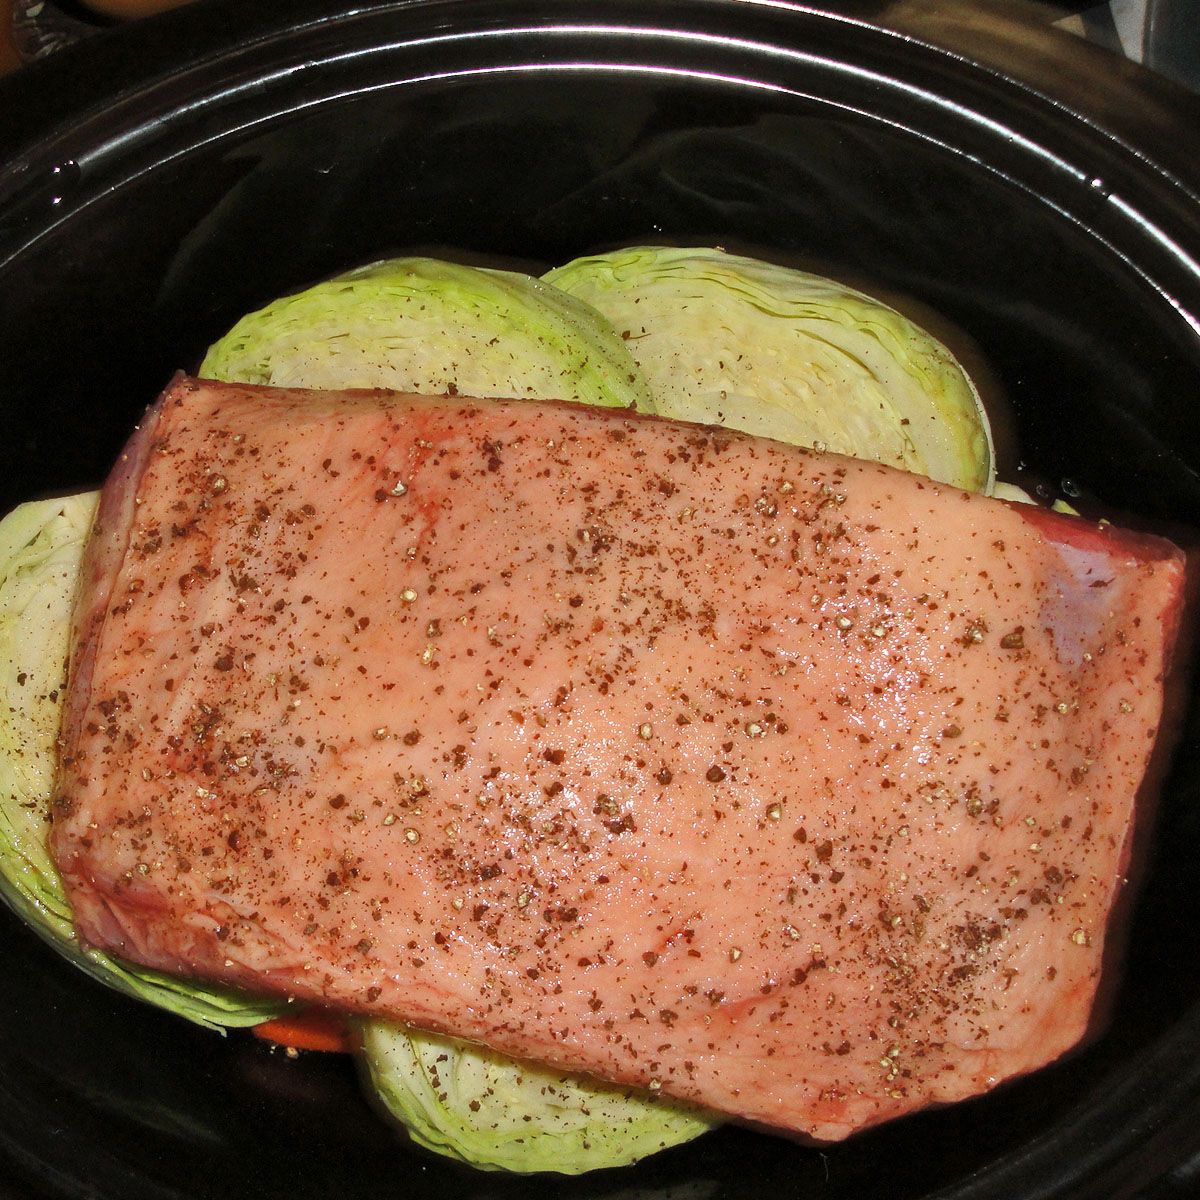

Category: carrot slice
[252, 1009, 353, 1054]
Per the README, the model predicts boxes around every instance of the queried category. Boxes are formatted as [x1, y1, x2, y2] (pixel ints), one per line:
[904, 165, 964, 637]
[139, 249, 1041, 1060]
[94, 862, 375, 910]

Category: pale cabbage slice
[200, 256, 655, 413]
[0, 494, 287, 1030]
[544, 245, 994, 492]
[359, 1022, 718, 1174]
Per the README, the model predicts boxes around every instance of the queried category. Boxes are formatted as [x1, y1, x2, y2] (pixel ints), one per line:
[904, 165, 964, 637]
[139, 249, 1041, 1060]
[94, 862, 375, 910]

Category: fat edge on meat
[52, 377, 1186, 1141]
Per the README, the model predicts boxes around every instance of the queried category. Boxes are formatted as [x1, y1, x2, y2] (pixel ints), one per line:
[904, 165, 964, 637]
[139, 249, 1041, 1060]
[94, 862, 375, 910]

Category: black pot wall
[2, 3, 1200, 1198]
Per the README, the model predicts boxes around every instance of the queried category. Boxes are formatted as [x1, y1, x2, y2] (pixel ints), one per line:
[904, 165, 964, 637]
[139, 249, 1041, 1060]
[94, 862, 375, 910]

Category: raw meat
[53, 376, 1185, 1139]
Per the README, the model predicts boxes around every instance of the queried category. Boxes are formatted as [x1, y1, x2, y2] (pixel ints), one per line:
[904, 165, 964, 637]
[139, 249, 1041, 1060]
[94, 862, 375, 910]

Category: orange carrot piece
[252, 1009, 353, 1054]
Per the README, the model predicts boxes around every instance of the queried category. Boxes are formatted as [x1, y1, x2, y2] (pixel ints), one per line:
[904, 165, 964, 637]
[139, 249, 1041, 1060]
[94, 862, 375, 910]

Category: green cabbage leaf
[544, 245, 994, 491]
[0, 494, 287, 1030]
[359, 1021, 718, 1174]
[201, 256, 654, 413]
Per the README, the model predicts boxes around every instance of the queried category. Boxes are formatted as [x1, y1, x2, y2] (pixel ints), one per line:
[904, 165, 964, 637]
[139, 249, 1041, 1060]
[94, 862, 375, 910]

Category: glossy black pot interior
[2, 2, 1200, 1197]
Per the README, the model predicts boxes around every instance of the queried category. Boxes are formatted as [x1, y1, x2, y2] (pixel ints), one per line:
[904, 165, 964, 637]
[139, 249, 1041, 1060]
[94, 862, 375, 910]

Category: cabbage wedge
[201, 256, 655, 413]
[0, 495, 287, 1030]
[359, 1022, 718, 1174]
[544, 246, 994, 492]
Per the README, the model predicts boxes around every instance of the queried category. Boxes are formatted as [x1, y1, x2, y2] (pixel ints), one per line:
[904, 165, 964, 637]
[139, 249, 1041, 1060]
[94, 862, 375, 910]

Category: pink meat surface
[53, 376, 1185, 1140]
